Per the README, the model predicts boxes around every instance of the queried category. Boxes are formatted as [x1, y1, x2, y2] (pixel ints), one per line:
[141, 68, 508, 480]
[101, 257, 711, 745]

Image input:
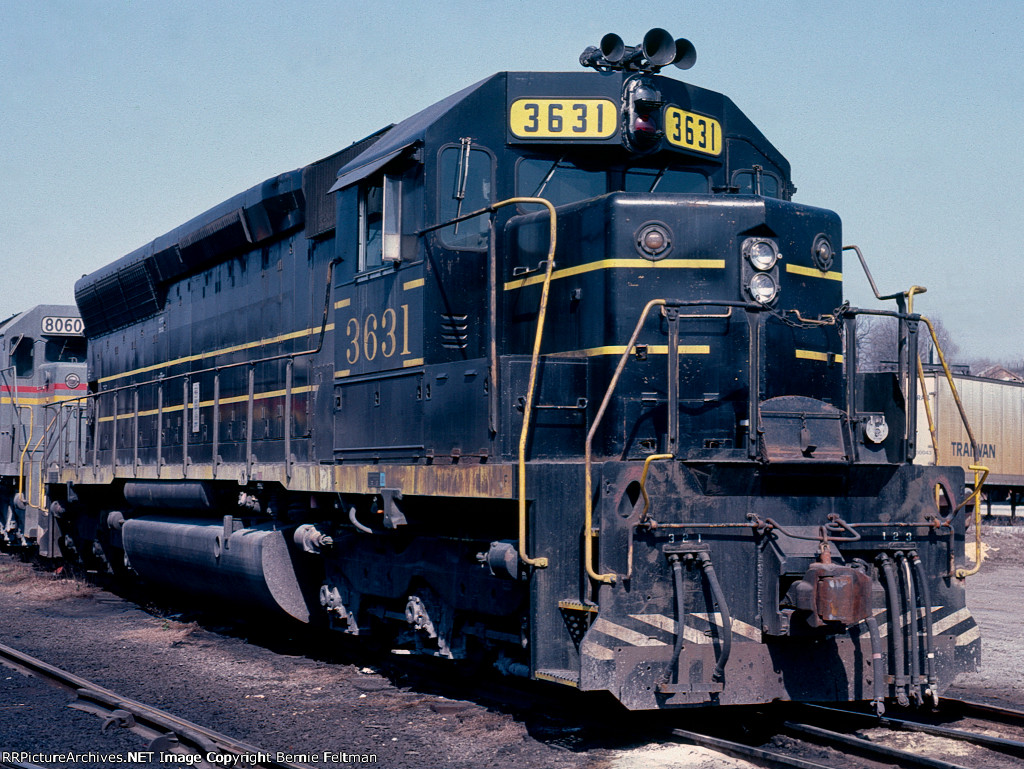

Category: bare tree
[853, 314, 897, 372]
[852, 312, 962, 373]
[918, 314, 961, 365]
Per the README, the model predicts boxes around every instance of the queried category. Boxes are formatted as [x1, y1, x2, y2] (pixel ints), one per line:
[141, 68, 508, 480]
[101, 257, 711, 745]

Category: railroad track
[669, 698, 1024, 769]
[0, 641, 311, 769]
[6, 625, 1024, 769]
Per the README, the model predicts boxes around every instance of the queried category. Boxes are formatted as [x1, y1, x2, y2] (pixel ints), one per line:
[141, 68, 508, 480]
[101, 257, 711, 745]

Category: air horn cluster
[580, 28, 696, 74]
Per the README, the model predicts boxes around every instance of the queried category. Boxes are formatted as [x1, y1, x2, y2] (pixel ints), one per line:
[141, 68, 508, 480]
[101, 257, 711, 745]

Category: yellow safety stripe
[97, 385, 316, 423]
[795, 349, 844, 363]
[785, 263, 843, 282]
[335, 357, 425, 379]
[549, 344, 711, 358]
[334, 276, 424, 310]
[97, 323, 335, 386]
[504, 258, 725, 291]
[0, 394, 84, 406]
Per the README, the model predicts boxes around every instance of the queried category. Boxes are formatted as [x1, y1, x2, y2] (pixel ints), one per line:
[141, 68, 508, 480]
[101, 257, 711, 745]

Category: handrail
[29, 412, 58, 510]
[956, 465, 990, 579]
[585, 299, 666, 585]
[16, 405, 34, 499]
[490, 198, 558, 570]
[421, 196, 562, 570]
[917, 315, 980, 463]
[639, 453, 674, 524]
[916, 355, 940, 460]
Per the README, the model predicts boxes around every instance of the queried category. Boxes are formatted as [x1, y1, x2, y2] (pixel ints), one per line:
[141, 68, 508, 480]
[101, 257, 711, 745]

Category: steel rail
[668, 727, 835, 769]
[0, 640, 311, 769]
[797, 701, 1024, 759]
[783, 721, 972, 769]
[947, 697, 1024, 727]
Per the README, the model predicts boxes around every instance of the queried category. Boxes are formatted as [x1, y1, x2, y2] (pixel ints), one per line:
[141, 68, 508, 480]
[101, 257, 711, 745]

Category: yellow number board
[664, 107, 723, 156]
[509, 98, 618, 139]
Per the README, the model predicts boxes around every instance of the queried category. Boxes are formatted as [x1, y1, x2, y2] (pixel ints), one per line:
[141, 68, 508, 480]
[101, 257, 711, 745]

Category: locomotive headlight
[747, 272, 779, 304]
[743, 237, 780, 271]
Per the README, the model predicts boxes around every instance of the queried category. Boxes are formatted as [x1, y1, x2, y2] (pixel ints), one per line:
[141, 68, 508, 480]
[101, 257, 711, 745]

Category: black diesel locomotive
[41, 30, 980, 711]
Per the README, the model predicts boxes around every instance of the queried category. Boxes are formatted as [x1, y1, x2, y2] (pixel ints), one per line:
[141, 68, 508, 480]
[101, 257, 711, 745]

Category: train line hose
[909, 551, 939, 706]
[877, 553, 909, 707]
[864, 616, 887, 715]
[668, 554, 686, 684]
[696, 551, 732, 683]
[896, 551, 922, 705]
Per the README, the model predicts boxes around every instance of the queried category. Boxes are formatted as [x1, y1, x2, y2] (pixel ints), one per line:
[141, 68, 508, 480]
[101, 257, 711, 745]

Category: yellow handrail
[488, 197, 558, 570]
[639, 453, 674, 523]
[956, 465, 990, 579]
[916, 355, 940, 462]
[16, 405, 33, 499]
[584, 299, 668, 585]
[917, 314, 981, 464]
[29, 411, 59, 510]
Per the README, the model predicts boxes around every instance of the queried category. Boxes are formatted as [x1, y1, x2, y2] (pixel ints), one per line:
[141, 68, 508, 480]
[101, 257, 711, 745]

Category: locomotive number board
[41, 316, 85, 336]
[509, 99, 618, 139]
[664, 107, 722, 156]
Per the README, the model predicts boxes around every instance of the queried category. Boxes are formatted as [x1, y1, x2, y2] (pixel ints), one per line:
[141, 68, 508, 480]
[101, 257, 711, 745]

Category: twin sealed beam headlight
[741, 237, 781, 304]
[742, 237, 780, 271]
[747, 272, 779, 304]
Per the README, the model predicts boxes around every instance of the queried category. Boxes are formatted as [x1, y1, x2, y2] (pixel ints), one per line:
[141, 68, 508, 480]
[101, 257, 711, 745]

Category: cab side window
[359, 177, 384, 271]
[10, 336, 33, 378]
[516, 157, 604, 209]
[358, 173, 404, 270]
[733, 168, 781, 199]
[45, 337, 87, 363]
[438, 143, 493, 250]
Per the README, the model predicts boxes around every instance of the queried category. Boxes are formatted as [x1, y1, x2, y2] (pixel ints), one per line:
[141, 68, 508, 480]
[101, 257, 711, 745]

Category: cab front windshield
[515, 155, 709, 209]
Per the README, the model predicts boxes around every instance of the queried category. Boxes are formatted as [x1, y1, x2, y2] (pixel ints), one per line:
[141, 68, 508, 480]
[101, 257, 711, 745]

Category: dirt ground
[0, 524, 1021, 769]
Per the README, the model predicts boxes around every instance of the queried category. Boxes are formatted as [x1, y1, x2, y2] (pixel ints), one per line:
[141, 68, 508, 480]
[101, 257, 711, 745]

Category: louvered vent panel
[440, 314, 469, 349]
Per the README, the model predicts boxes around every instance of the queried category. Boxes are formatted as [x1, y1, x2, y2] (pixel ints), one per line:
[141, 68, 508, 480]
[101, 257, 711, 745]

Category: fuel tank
[120, 516, 318, 622]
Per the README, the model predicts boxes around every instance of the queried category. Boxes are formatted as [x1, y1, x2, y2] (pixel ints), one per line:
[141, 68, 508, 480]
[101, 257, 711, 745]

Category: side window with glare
[438, 145, 493, 250]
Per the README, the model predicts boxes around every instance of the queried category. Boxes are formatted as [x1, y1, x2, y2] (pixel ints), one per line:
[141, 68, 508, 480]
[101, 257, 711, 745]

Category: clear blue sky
[2, 1, 1022, 361]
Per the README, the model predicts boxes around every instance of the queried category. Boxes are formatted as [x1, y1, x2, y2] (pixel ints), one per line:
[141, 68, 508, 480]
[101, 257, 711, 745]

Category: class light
[636, 223, 671, 259]
[623, 78, 664, 152]
[812, 234, 835, 272]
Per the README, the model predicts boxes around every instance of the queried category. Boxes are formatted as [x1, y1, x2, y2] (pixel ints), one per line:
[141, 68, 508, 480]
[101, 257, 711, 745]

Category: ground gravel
[0, 522, 1021, 769]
